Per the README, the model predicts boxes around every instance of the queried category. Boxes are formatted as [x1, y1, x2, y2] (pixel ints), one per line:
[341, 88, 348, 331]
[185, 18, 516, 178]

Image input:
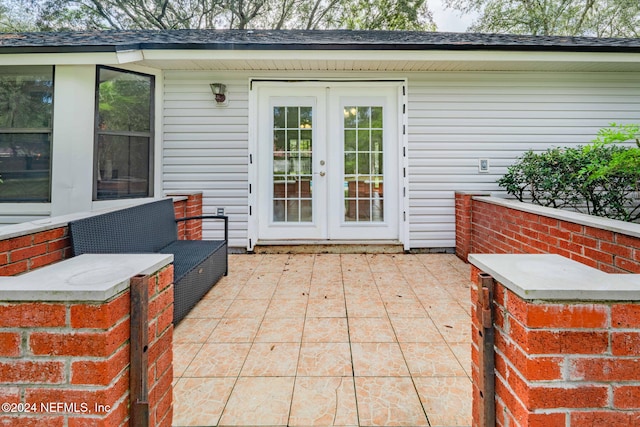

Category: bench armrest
[175, 215, 228, 242]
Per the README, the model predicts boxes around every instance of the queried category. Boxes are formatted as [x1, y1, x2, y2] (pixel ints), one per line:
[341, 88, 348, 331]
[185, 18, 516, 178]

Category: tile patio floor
[172, 253, 473, 427]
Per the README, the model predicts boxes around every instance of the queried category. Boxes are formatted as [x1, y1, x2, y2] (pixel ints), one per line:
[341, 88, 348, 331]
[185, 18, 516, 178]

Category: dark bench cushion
[159, 240, 226, 283]
[159, 240, 227, 323]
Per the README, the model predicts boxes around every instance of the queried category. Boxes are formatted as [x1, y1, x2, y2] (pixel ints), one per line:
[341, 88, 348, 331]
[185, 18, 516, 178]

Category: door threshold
[253, 241, 404, 254]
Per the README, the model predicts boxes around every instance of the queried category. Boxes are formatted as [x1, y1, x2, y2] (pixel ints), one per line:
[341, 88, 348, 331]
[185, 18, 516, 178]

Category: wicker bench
[69, 198, 228, 324]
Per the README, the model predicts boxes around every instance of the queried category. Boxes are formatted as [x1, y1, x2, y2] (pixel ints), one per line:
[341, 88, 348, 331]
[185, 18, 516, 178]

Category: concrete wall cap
[469, 253, 640, 301]
[0, 253, 173, 302]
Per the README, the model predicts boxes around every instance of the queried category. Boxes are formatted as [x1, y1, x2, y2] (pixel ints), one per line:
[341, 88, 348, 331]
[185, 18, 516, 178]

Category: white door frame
[247, 79, 409, 250]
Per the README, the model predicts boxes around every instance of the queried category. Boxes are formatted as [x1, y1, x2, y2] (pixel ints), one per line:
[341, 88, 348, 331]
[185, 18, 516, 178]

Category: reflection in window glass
[344, 105, 384, 223]
[95, 67, 153, 200]
[0, 66, 53, 202]
[272, 106, 313, 222]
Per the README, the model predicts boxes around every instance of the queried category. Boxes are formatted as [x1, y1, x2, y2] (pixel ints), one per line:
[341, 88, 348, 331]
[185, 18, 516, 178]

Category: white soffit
[137, 49, 640, 72]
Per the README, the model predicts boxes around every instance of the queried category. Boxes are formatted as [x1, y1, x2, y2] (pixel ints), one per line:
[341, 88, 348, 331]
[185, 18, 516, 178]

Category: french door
[255, 83, 400, 242]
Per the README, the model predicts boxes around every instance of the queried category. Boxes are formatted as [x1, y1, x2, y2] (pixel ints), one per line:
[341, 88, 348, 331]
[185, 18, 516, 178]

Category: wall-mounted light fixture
[210, 83, 227, 104]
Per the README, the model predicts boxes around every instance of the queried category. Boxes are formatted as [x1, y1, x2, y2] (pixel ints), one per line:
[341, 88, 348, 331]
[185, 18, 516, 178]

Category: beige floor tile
[377, 284, 418, 303]
[427, 304, 471, 323]
[289, 377, 358, 427]
[355, 377, 429, 426]
[241, 342, 300, 376]
[249, 271, 285, 284]
[186, 297, 233, 319]
[411, 286, 454, 305]
[433, 319, 472, 344]
[313, 253, 342, 266]
[351, 343, 410, 377]
[173, 318, 219, 343]
[340, 253, 370, 268]
[172, 342, 202, 377]
[284, 255, 314, 266]
[206, 317, 261, 343]
[236, 281, 278, 299]
[172, 253, 475, 427]
[255, 317, 305, 342]
[400, 343, 467, 377]
[297, 343, 353, 377]
[449, 343, 472, 378]
[183, 343, 251, 377]
[203, 281, 244, 300]
[273, 282, 311, 299]
[374, 275, 408, 287]
[224, 298, 270, 318]
[348, 317, 397, 343]
[265, 298, 309, 318]
[385, 301, 428, 318]
[309, 282, 345, 299]
[343, 282, 379, 297]
[307, 297, 347, 318]
[345, 297, 387, 318]
[219, 377, 295, 426]
[172, 377, 236, 426]
[311, 274, 344, 287]
[280, 270, 313, 281]
[414, 376, 472, 427]
[390, 317, 444, 343]
[303, 317, 350, 343]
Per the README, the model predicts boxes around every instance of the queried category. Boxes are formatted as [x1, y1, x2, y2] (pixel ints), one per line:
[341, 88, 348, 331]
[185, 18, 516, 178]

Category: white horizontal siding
[163, 71, 249, 248]
[406, 71, 640, 248]
[162, 70, 640, 250]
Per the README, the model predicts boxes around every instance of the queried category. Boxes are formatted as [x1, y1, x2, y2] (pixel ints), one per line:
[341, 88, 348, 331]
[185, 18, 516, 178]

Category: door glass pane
[344, 105, 384, 223]
[272, 105, 313, 223]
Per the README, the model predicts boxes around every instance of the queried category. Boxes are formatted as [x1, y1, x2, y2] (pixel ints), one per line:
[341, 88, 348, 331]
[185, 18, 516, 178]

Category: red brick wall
[470, 265, 640, 427]
[0, 264, 174, 427]
[456, 193, 640, 273]
[172, 193, 203, 241]
[0, 228, 71, 276]
[0, 195, 204, 277]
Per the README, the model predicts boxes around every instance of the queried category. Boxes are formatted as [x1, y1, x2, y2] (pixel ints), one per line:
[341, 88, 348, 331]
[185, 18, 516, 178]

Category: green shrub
[498, 123, 640, 223]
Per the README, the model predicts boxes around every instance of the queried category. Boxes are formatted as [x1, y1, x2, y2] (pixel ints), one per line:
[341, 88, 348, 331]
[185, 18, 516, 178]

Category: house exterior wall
[3, 65, 640, 249]
[407, 71, 640, 248]
[162, 70, 640, 249]
[163, 71, 250, 248]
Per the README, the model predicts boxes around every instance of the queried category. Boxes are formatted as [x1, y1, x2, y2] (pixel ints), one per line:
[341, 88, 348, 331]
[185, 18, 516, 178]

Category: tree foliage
[498, 124, 640, 223]
[0, 0, 39, 31]
[444, 0, 639, 37]
[20, 0, 435, 31]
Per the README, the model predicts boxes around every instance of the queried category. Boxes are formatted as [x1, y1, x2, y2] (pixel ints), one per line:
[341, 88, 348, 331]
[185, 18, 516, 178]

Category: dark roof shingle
[1, 29, 639, 54]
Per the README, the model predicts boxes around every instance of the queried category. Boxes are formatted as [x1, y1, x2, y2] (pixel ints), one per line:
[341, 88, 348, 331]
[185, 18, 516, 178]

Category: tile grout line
[391, 254, 433, 427]
[341, 253, 361, 427]
[286, 253, 313, 427]
[216, 254, 277, 427]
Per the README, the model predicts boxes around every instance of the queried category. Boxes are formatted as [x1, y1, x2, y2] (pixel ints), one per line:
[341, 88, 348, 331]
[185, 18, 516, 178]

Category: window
[0, 66, 53, 203]
[95, 66, 154, 200]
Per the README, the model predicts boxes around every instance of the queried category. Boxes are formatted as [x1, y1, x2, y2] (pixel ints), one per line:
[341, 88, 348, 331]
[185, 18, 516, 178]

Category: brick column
[455, 192, 489, 262]
[169, 193, 203, 240]
[0, 254, 174, 427]
[470, 254, 640, 427]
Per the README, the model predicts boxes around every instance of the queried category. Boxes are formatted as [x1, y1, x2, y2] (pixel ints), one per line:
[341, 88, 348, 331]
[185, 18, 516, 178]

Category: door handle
[319, 171, 326, 177]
